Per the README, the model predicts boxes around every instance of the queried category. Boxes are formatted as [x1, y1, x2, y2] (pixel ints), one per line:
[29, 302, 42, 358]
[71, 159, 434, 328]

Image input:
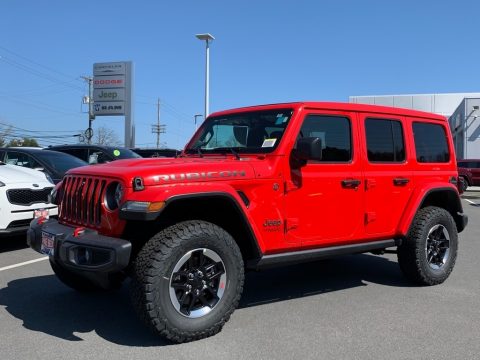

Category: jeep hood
[67, 157, 256, 186]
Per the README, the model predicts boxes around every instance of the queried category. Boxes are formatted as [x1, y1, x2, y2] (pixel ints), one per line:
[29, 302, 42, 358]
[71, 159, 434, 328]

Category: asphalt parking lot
[1, 192, 479, 360]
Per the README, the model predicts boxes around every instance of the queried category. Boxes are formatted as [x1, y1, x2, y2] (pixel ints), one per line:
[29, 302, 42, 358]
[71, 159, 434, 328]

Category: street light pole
[195, 33, 215, 118]
[194, 114, 203, 131]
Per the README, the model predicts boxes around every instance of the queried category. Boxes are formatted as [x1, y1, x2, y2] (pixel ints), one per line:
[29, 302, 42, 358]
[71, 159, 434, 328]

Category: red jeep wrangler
[28, 102, 467, 342]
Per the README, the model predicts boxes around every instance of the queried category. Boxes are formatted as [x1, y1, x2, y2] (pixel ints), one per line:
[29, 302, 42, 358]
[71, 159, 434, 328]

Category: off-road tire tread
[131, 220, 244, 343]
[397, 206, 457, 286]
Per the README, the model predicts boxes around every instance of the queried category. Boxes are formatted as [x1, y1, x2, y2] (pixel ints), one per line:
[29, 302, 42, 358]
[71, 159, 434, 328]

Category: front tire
[131, 220, 244, 343]
[397, 206, 458, 285]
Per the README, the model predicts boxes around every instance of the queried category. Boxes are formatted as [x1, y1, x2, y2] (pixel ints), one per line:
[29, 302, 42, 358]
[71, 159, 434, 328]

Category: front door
[285, 111, 364, 246]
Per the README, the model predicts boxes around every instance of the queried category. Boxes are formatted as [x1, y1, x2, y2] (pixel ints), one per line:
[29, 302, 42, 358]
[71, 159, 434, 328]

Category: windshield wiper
[213, 147, 241, 160]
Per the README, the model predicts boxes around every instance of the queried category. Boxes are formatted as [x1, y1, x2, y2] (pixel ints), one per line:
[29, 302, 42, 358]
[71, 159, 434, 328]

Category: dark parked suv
[131, 148, 179, 158]
[457, 159, 480, 191]
[0, 148, 87, 184]
[48, 144, 141, 165]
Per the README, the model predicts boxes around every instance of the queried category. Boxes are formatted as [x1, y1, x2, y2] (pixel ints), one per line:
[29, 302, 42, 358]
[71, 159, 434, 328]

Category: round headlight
[105, 181, 124, 211]
[114, 183, 124, 207]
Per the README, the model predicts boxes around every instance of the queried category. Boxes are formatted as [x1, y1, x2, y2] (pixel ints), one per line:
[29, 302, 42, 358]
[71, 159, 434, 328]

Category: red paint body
[61, 102, 459, 256]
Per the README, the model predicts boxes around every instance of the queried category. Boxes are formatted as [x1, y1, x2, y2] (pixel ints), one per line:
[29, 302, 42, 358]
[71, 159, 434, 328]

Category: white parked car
[0, 162, 58, 236]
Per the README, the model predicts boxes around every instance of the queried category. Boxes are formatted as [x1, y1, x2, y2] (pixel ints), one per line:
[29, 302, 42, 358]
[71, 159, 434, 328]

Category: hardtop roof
[209, 102, 447, 121]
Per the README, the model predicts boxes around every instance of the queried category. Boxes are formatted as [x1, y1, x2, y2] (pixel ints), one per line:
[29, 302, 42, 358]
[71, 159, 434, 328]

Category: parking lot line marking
[0, 257, 48, 272]
[464, 199, 479, 206]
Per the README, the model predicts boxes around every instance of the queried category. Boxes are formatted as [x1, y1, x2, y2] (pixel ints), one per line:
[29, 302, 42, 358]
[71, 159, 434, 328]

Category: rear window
[412, 122, 450, 163]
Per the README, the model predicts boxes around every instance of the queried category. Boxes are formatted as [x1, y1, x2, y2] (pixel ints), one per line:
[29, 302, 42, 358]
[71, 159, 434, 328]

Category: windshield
[37, 151, 87, 177]
[107, 147, 142, 160]
[186, 109, 293, 154]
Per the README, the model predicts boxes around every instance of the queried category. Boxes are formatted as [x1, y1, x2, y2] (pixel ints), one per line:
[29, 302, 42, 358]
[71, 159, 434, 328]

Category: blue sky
[1, 0, 479, 149]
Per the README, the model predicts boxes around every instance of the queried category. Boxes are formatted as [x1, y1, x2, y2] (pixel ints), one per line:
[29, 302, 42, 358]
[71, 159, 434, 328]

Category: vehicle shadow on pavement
[0, 276, 168, 347]
[0, 235, 28, 253]
[0, 254, 410, 346]
[240, 254, 411, 308]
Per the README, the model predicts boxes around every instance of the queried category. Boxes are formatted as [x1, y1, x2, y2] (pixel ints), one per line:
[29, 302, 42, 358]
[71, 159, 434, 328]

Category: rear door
[358, 114, 413, 236]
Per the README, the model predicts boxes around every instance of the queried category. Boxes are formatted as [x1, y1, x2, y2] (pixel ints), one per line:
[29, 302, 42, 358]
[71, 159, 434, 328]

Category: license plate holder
[34, 209, 50, 219]
[41, 231, 55, 256]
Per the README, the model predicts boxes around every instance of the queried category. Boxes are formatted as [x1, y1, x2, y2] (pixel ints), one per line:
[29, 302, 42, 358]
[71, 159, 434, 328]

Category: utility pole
[81, 76, 94, 144]
[151, 98, 166, 148]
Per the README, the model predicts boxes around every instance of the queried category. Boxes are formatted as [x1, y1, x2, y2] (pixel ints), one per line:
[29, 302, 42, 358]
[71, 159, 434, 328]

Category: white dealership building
[349, 93, 480, 159]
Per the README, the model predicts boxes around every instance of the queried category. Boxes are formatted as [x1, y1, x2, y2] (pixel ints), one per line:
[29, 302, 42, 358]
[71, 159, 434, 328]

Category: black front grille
[59, 175, 108, 228]
[7, 188, 53, 206]
[7, 219, 32, 229]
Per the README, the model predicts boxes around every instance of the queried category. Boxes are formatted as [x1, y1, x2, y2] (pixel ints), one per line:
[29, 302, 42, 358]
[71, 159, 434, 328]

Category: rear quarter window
[412, 122, 450, 163]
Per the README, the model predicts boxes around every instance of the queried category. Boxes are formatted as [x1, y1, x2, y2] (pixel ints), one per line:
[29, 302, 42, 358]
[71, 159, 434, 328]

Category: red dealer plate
[40, 231, 55, 256]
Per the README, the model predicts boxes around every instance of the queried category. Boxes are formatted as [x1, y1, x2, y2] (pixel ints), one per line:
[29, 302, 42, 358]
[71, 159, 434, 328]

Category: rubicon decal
[153, 170, 247, 182]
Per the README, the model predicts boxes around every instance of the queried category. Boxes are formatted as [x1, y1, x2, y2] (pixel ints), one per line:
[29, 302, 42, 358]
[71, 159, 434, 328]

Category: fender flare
[398, 186, 466, 236]
[162, 191, 264, 259]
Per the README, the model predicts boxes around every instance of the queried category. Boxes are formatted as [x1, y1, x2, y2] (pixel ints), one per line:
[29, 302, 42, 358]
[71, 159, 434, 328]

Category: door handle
[341, 179, 361, 189]
[393, 178, 410, 186]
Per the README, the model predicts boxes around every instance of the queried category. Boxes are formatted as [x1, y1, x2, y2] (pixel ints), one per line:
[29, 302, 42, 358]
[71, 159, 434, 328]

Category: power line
[0, 45, 81, 81]
[0, 121, 81, 135]
[0, 55, 84, 92]
[0, 94, 84, 117]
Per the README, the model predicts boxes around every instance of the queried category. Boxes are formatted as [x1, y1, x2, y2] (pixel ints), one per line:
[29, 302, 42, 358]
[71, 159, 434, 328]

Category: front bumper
[28, 218, 132, 273]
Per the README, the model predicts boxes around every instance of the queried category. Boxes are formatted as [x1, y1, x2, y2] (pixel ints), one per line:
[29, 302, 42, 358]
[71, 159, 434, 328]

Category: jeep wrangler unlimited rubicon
[28, 102, 468, 343]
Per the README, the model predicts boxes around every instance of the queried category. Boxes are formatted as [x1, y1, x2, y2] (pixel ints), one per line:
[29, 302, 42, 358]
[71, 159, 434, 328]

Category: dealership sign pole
[92, 61, 135, 147]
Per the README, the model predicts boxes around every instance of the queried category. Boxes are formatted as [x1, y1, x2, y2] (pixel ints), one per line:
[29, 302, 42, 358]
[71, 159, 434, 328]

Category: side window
[5, 152, 41, 169]
[365, 118, 405, 162]
[88, 150, 110, 164]
[59, 148, 89, 162]
[413, 122, 450, 163]
[296, 115, 351, 162]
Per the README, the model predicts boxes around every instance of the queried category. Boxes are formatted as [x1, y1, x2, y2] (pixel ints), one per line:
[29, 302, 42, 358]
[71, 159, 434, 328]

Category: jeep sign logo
[93, 89, 125, 102]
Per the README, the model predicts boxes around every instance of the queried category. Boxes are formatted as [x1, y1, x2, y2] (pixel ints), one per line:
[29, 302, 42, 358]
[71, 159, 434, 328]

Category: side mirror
[88, 154, 98, 164]
[296, 137, 323, 162]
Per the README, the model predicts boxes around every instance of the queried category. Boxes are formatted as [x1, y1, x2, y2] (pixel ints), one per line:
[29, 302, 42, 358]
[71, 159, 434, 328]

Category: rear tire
[131, 220, 244, 343]
[460, 176, 469, 192]
[397, 206, 458, 285]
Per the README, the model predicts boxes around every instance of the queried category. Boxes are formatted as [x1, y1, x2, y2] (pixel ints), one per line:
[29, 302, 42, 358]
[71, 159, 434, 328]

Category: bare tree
[92, 126, 121, 146]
